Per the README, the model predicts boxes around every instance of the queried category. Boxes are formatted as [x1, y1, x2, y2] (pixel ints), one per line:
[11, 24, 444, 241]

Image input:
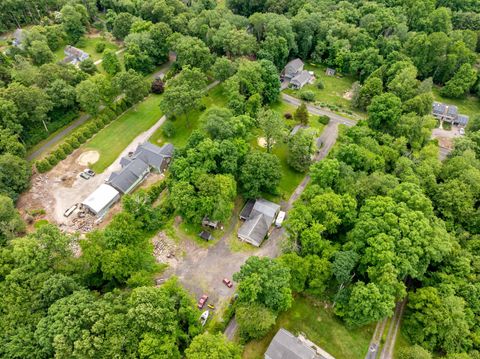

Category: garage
[81, 184, 120, 217]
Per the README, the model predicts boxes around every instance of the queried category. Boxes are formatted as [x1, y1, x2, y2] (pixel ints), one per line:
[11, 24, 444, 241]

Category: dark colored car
[223, 278, 233, 288]
[197, 294, 208, 309]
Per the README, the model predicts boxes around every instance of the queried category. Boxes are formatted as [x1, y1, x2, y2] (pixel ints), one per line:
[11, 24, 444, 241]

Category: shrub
[35, 159, 52, 173]
[60, 143, 73, 155]
[76, 131, 87, 143]
[198, 103, 207, 111]
[316, 80, 325, 89]
[162, 121, 176, 138]
[34, 219, 49, 229]
[54, 148, 67, 161]
[95, 42, 106, 53]
[284, 113, 292, 119]
[318, 115, 330, 125]
[151, 78, 164, 94]
[103, 108, 116, 121]
[47, 154, 59, 167]
[66, 137, 80, 149]
[300, 90, 315, 102]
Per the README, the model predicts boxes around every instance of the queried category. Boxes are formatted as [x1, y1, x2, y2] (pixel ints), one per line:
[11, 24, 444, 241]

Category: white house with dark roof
[283, 58, 305, 80]
[63, 45, 89, 66]
[238, 198, 280, 247]
[107, 142, 174, 194]
[291, 70, 314, 89]
[265, 328, 335, 359]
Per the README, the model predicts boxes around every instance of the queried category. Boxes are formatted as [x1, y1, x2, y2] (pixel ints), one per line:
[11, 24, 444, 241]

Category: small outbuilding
[199, 230, 213, 241]
[12, 29, 24, 47]
[82, 184, 120, 217]
[325, 68, 336, 76]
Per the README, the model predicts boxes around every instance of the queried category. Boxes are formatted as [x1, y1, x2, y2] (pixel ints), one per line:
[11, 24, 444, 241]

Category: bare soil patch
[77, 150, 99, 166]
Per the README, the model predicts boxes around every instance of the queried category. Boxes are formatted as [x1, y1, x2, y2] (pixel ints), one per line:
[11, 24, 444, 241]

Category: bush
[35, 159, 52, 173]
[284, 113, 292, 119]
[103, 108, 117, 121]
[316, 80, 325, 89]
[151, 78, 164, 94]
[66, 137, 80, 149]
[60, 143, 73, 155]
[54, 148, 66, 161]
[95, 42, 106, 53]
[76, 131, 87, 144]
[47, 154, 59, 167]
[318, 115, 330, 125]
[162, 121, 176, 138]
[198, 103, 207, 112]
[300, 90, 315, 102]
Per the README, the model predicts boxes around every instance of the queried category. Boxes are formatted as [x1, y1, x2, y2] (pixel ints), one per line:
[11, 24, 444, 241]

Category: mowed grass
[149, 84, 227, 147]
[432, 86, 480, 119]
[284, 63, 356, 111]
[84, 94, 163, 173]
[242, 296, 374, 359]
[53, 36, 119, 62]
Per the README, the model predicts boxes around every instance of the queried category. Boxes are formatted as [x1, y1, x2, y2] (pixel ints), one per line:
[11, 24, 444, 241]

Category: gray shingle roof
[286, 59, 304, 73]
[291, 71, 313, 88]
[265, 329, 318, 359]
[108, 158, 149, 193]
[238, 199, 280, 246]
[432, 102, 446, 116]
[456, 114, 469, 126]
[134, 142, 174, 170]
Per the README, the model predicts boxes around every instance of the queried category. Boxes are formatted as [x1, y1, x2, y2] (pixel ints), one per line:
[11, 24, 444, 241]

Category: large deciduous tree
[239, 151, 281, 198]
[287, 129, 315, 172]
[185, 333, 242, 359]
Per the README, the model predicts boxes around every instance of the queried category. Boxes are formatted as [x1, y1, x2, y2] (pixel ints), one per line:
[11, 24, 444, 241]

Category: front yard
[53, 35, 120, 62]
[242, 296, 375, 359]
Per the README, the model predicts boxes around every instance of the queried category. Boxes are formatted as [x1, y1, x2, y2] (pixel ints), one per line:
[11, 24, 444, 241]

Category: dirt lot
[431, 125, 464, 160]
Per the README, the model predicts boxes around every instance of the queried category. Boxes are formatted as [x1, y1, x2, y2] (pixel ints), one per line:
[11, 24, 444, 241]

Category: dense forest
[1, 0, 480, 358]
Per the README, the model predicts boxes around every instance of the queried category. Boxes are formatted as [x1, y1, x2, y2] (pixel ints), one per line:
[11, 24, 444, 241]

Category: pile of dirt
[77, 150, 100, 166]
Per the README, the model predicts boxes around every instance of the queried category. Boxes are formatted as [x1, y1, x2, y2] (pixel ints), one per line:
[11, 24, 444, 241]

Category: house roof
[13, 29, 23, 44]
[134, 142, 174, 170]
[446, 105, 458, 117]
[199, 230, 213, 240]
[285, 58, 304, 73]
[108, 158, 149, 193]
[265, 328, 319, 359]
[238, 198, 280, 246]
[251, 198, 280, 225]
[240, 199, 256, 219]
[82, 184, 119, 215]
[291, 71, 313, 87]
[290, 125, 305, 136]
[64, 45, 89, 58]
[457, 114, 469, 126]
[433, 102, 446, 115]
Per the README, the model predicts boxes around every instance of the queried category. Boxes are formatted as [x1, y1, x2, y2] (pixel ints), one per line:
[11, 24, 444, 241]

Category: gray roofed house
[238, 198, 280, 247]
[63, 45, 89, 66]
[283, 58, 305, 80]
[446, 105, 458, 120]
[456, 114, 469, 127]
[134, 142, 174, 172]
[432, 102, 469, 126]
[107, 158, 150, 194]
[265, 328, 335, 359]
[432, 102, 447, 117]
[290, 70, 314, 89]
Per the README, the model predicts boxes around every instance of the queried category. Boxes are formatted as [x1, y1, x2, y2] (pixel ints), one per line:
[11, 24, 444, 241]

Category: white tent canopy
[82, 184, 120, 216]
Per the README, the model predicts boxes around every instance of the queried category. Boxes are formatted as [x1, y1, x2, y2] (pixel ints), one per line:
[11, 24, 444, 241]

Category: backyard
[83, 94, 163, 173]
[284, 63, 358, 114]
[242, 296, 375, 359]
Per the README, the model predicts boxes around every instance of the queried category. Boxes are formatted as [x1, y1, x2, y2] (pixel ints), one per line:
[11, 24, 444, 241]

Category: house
[431, 102, 469, 127]
[107, 142, 174, 194]
[265, 328, 335, 359]
[325, 68, 336, 76]
[12, 29, 24, 47]
[238, 198, 280, 247]
[63, 45, 89, 66]
[290, 71, 314, 89]
[283, 58, 305, 80]
[82, 184, 120, 217]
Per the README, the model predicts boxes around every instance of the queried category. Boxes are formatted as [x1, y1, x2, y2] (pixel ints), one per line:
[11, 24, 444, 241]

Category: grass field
[53, 36, 119, 62]
[242, 296, 374, 359]
[84, 94, 163, 173]
[284, 64, 356, 111]
[432, 86, 480, 119]
[149, 84, 227, 147]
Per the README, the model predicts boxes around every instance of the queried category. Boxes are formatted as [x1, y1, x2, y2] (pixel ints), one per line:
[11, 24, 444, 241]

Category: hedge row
[35, 98, 131, 173]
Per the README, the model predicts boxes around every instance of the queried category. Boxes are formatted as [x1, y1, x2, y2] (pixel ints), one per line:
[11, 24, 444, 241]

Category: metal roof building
[82, 184, 120, 217]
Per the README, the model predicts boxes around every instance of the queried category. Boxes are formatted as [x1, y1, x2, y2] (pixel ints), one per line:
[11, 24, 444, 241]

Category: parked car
[64, 204, 78, 217]
[79, 172, 90, 180]
[197, 294, 208, 309]
[223, 278, 233, 288]
[84, 168, 95, 177]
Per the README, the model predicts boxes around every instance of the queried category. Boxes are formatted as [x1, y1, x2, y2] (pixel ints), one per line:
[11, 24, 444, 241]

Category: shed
[325, 68, 336, 76]
[199, 230, 213, 241]
[290, 71, 314, 89]
[283, 59, 305, 79]
[82, 184, 120, 217]
[202, 216, 219, 229]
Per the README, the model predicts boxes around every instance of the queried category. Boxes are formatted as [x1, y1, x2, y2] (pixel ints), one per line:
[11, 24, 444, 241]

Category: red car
[223, 278, 233, 288]
[197, 294, 208, 309]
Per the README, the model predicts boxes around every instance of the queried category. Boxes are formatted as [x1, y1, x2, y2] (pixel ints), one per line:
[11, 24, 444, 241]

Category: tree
[294, 102, 309, 125]
[367, 93, 402, 132]
[201, 107, 251, 140]
[239, 151, 281, 198]
[236, 303, 276, 341]
[355, 77, 383, 110]
[75, 79, 102, 116]
[288, 129, 315, 172]
[233, 256, 292, 313]
[310, 159, 341, 189]
[0, 153, 30, 200]
[151, 78, 164, 94]
[113, 69, 150, 104]
[278, 253, 309, 293]
[28, 40, 54, 66]
[259, 59, 280, 104]
[45, 80, 76, 110]
[79, 58, 97, 74]
[124, 43, 154, 74]
[441, 64, 477, 98]
[61, 4, 87, 43]
[258, 108, 285, 152]
[160, 67, 207, 123]
[212, 57, 237, 82]
[0, 194, 25, 245]
[185, 333, 242, 359]
[397, 345, 432, 359]
[112, 12, 135, 40]
[170, 35, 213, 71]
[102, 50, 121, 76]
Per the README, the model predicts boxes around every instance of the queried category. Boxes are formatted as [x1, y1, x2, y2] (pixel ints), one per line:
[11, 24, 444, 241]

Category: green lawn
[242, 296, 375, 359]
[84, 94, 163, 173]
[432, 86, 480, 119]
[54, 36, 119, 62]
[149, 84, 227, 147]
[284, 63, 357, 111]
